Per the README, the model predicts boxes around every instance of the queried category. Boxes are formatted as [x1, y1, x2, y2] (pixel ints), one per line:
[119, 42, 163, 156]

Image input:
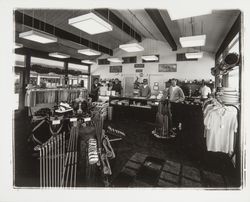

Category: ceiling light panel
[119, 43, 144, 52]
[179, 35, 206, 48]
[68, 12, 113, 35]
[185, 52, 203, 59]
[167, 7, 211, 20]
[49, 52, 70, 59]
[107, 58, 123, 63]
[14, 43, 23, 49]
[141, 55, 158, 61]
[78, 49, 101, 56]
[81, 60, 95, 64]
[19, 30, 57, 44]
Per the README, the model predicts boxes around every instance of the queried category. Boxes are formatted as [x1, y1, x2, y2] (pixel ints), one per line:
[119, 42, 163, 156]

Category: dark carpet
[14, 110, 240, 188]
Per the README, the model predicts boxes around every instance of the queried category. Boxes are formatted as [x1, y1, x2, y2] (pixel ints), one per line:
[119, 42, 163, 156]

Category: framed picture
[158, 64, 177, 72]
[110, 65, 122, 73]
[134, 64, 145, 68]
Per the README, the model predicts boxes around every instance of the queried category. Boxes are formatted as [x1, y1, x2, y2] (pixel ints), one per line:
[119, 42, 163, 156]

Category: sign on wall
[110, 65, 122, 73]
[134, 64, 145, 68]
[158, 64, 177, 72]
[135, 69, 143, 73]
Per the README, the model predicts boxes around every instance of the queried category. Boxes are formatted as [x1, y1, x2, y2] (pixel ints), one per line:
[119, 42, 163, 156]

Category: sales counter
[109, 96, 159, 122]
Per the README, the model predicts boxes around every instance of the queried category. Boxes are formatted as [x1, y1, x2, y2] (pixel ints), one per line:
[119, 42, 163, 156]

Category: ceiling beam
[145, 9, 177, 51]
[94, 9, 142, 42]
[15, 47, 91, 69]
[14, 10, 113, 56]
[215, 13, 241, 59]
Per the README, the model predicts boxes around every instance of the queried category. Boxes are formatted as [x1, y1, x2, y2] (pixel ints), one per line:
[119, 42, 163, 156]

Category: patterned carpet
[112, 152, 234, 188]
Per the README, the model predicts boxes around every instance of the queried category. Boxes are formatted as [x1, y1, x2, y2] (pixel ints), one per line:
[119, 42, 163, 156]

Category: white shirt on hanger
[204, 106, 238, 154]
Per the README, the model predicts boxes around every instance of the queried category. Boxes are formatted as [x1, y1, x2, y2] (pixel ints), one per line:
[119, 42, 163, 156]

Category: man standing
[162, 78, 185, 137]
[112, 78, 123, 95]
[199, 79, 211, 100]
[90, 78, 101, 102]
[165, 78, 185, 103]
[139, 79, 151, 98]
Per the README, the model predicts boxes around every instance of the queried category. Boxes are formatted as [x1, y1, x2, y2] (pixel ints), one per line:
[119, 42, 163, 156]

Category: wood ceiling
[15, 9, 240, 62]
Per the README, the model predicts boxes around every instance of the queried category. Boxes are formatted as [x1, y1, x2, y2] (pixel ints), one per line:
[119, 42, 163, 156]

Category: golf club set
[32, 100, 121, 187]
[34, 122, 79, 188]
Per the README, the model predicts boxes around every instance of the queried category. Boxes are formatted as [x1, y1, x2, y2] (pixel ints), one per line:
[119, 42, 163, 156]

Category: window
[15, 54, 25, 67]
[68, 63, 89, 73]
[228, 67, 239, 91]
[218, 33, 240, 90]
[31, 57, 64, 68]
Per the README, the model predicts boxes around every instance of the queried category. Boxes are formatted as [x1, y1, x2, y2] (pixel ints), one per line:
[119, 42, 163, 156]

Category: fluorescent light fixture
[107, 58, 123, 63]
[119, 43, 144, 52]
[19, 30, 57, 44]
[78, 49, 101, 56]
[81, 60, 95, 64]
[179, 35, 206, 47]
[168, 8, 211, 20]
[141, 55, 158, 61]
[185, 52, 203, 59]
[68, 12, 113, 35]
[49, 52, 70, 59]
[14, 43, 23, 49]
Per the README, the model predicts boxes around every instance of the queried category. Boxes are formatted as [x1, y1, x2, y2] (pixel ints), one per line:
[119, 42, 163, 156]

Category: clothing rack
[203, 97, 240, 163]
[223, 103, 240, 161]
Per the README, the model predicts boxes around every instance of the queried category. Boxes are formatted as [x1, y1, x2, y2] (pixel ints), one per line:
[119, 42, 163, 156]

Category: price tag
[52, 120, 60, 125]
[70, 117, 77, 122]
[84, 117, 91, 122]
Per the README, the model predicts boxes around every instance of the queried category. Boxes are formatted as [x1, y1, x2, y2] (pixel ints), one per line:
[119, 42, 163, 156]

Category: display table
[109, 96, 159, 122]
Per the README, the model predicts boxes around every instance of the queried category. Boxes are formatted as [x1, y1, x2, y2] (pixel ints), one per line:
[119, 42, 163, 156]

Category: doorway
[14, 68, 25, 111]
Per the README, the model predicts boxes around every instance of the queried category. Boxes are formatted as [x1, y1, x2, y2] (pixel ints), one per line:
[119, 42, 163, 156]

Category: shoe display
[55, 102, 73, 113]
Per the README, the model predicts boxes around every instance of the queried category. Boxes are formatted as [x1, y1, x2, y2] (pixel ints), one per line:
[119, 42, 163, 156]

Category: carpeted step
[162, 160, 181, 175]
[182, 165, 201, 182]
[159, 171, 179, 184]
[180, 177, 202, 187]
[202, 170, 226, 187]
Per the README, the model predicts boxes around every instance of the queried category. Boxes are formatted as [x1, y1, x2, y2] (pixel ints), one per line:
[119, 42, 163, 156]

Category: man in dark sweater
[90, 78, 101, 102]
[112, 78, 123, 95]
[139, 79, 151, 98]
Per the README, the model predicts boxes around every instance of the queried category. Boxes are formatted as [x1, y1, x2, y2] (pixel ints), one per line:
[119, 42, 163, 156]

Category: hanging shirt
[204, 106, 238, 154]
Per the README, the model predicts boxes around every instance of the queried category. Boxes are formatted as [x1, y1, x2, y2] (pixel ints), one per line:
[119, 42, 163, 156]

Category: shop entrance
[14, 68, 25, 111]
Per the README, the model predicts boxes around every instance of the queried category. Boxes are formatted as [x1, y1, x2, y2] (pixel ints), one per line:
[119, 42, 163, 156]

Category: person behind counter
[199, 79, 211, 100]
[112, 78, 123, 95]
[139, 79, 151, 98]
[90, 78, 101, 102]
[107, 80, 113, 91]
